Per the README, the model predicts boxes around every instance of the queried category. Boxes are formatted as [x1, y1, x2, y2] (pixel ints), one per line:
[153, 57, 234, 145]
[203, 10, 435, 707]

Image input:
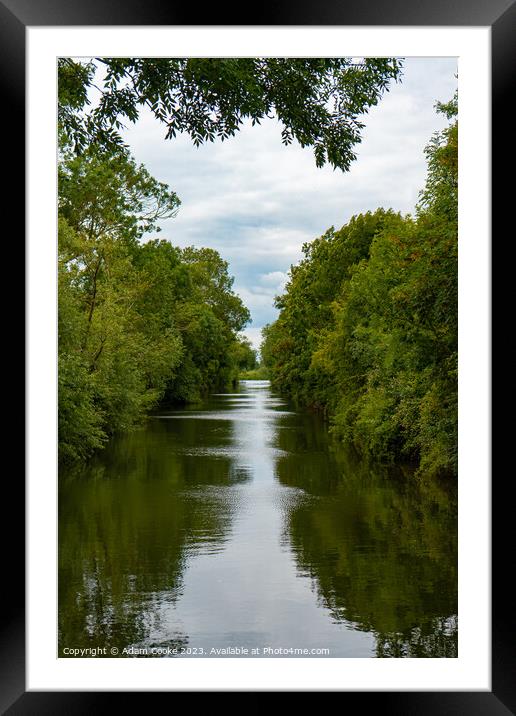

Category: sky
[120, 58, 458, 352]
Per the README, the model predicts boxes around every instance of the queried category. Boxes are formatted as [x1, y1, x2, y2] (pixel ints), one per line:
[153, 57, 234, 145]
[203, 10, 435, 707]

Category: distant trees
[262, 94, 458, 478]
[231, 337, 258, 373]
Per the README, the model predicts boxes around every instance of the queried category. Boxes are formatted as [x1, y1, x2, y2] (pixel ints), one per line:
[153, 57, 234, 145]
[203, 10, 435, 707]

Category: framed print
[5, 0, 511, 709]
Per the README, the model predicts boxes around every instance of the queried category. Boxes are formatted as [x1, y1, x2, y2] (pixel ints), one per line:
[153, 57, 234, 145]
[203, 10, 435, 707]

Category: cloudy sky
[120, 58, 457, 351]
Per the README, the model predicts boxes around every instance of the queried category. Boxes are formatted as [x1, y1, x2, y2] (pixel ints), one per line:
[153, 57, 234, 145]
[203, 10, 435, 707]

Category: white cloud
[259, 271, 289, 289]
[241, 325, 265, 353]
[120, 58, 458, 345]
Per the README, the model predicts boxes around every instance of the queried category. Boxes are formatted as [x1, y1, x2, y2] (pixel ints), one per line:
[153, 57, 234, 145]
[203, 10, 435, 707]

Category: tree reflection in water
[275, 411, 457, 658]
[59, 383, 457, 658]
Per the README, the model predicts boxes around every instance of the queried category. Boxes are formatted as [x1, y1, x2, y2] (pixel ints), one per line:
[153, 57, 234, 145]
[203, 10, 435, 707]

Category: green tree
[59, 149, 180, 245]
[179, 246, 250, 333]
[58, 57, 402, 170]
[58, 150, 256, 461]
[58, 215, 185, 461]
[262, 94, 458, 477]
[231, 337, 258, 373]
[262, 210, 404, 410]
[161, 248, 251, 402]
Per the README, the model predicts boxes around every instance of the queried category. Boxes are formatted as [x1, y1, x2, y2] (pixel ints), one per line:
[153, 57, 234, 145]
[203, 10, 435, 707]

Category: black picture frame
[6, 0, 510, 710]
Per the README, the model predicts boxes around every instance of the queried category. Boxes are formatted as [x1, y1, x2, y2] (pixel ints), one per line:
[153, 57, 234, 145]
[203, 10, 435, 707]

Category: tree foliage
[59, 148, 180, 243]
[57, 55, 409, 464]
[58, 150, 251, 463]
[262, 95, 458, 478]
[58, 57, 402, 170]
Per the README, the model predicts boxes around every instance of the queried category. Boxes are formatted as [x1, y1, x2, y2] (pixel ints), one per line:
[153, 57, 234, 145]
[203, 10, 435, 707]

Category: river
[59, 379, 457, 658]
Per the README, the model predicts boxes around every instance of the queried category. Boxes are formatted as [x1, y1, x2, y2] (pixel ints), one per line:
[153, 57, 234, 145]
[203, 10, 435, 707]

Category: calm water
[59, 380, 457, 658]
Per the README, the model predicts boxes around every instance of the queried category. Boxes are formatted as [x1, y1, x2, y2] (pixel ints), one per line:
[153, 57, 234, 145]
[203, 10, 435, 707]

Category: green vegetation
[239, 364, 269, 380]
[58, 148, 252, 463]
[58, 57, 403, 463]
[58, 57, 401, 170]
[261, 94, 458, 478]
[275, 414, 457, 656]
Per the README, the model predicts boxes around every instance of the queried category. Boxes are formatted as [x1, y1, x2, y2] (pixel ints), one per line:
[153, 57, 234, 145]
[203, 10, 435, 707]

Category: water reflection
[59, 380, 457, 657]
[58, 396, 244, 654]
[275, 413, 458, 657]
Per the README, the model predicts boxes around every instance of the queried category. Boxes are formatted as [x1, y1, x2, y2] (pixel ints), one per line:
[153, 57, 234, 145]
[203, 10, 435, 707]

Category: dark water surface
[59, 380, 457, 657]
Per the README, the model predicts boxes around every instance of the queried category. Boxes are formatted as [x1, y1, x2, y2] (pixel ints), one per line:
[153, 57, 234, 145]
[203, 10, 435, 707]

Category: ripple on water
[152, 410, 293, 421]
[178, 446, 289, 459]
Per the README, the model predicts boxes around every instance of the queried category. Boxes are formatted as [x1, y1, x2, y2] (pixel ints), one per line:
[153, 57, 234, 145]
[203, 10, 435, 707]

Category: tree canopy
[58, 57, 402, 170]
[58, 149, 252, 463]
[261, 94, 458, 478]
[57, 55, 418, 466]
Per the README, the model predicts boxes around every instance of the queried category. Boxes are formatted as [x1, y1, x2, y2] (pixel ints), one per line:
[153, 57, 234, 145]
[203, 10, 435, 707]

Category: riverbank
[239, 366, 269, 380]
